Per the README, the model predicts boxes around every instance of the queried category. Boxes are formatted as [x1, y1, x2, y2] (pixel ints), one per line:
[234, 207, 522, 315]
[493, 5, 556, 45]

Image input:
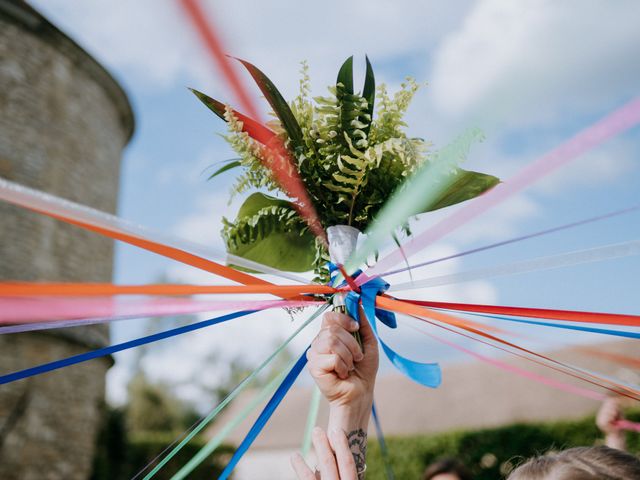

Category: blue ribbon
[219, 347, 309, 480]
[452, 310, 640, 340]
[372, 402, 396, 480]
[0, 310, 257, 385]
[330, 265, 441, 389]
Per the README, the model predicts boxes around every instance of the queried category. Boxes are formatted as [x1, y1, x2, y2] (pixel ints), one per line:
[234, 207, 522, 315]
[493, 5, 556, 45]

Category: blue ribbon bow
[329, 264, 441, 388]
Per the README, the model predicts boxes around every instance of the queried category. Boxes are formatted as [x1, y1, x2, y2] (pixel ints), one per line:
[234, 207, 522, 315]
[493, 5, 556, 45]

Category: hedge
[365, 410, 640, 480]
[92, 407, 640, 479]
[91, 408, 233, 480]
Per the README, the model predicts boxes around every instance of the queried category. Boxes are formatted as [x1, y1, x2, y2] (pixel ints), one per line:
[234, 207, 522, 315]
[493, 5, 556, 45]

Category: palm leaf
[189, 88, 277, 145]
[362, 55, 375, 136]
[336, 56, 354, 94]
[234, 58, 304, 152]
[420, 169, 500, 213]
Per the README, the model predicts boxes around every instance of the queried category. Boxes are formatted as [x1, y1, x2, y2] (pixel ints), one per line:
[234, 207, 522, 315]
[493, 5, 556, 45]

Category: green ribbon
[171, 363, 293, 480]
[341, 128, 485, 280]
[301, 386, 322, 458]
[143, 303, 329, 480]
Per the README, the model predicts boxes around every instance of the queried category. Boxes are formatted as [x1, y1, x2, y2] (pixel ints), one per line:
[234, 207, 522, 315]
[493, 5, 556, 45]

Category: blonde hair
[508, 446, 640, 480]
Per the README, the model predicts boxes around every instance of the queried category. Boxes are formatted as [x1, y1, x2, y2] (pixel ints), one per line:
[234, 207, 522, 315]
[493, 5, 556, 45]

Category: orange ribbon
[378, 297, 640, 401]
[0, 282, 335, 297]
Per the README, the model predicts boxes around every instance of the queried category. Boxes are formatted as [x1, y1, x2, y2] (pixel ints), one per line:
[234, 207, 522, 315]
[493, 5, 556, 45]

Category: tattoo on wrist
[347, 428, 367, 479]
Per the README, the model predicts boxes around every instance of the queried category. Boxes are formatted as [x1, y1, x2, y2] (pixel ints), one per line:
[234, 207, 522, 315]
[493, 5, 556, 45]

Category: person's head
[508, 445, 640, 480]
[423, 457, 472, 480]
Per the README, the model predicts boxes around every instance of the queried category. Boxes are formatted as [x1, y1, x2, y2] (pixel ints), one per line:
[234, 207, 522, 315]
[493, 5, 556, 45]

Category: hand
[290, 427, 360, 480]
[307, 310, 379, 407]
[596, 396, 627, 451]
[597, 397, 623, 434]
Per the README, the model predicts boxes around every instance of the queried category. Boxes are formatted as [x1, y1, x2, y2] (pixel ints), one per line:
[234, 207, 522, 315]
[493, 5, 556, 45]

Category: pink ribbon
[361, 97, 640, 283]
[0, 297, 321, 325]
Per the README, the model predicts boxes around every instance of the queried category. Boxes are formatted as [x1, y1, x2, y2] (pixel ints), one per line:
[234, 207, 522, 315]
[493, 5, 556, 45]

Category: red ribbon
[400, 299, 640, 327]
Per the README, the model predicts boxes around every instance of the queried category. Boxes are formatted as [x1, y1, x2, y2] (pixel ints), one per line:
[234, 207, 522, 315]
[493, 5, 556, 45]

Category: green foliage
[365, 410, 640, 480]
[420, 168, 501, 213]
[222, 192, 315, 272]
[207, 160, 241, 180]
[91, 405, 232, 480]
[193, 57, 500, 277]
[126, 372, 195, 434]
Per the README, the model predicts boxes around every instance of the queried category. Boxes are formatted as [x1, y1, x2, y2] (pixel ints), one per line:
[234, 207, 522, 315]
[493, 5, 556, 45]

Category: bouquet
[191, 56, 499, 281]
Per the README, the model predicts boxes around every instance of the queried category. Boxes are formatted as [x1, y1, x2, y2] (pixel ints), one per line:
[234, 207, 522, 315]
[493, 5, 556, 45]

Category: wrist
[605, 431, 627, 450]
[328, 396, 373, 434]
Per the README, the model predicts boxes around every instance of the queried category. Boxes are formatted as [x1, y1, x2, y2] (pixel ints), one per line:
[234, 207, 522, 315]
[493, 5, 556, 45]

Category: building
[0, 1, 134, 478]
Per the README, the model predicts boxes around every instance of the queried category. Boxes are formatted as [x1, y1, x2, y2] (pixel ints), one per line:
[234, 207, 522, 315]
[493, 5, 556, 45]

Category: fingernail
[350, 321, 359, 331]
[356, 352, 364, 361]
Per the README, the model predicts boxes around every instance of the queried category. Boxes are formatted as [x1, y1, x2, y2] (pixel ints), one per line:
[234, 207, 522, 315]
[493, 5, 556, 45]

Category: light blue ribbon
[218, 347, 309, 480]
[330, 265, 441, 388]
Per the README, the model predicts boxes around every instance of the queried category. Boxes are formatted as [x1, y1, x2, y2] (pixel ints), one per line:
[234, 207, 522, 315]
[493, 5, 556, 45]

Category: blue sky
[31, 0, 640, 405]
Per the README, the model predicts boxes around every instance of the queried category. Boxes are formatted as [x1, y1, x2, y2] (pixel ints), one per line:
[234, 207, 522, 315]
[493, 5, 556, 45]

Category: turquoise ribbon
[330, 265, 441, 388]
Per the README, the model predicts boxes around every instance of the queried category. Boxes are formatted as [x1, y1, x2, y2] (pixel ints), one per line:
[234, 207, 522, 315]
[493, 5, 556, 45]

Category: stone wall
[0, 1, 134, 479]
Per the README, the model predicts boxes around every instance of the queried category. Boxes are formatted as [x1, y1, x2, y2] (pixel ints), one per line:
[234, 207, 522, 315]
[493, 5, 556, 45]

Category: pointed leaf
[419, 169, 500, 213]
[189, 88, 277, 145]
[227, 193, 315, 272]
[362, 55, 375, 136]
[207, 160, 242, 180]
[336, 56, 354, 94]
[234, 59, 304, 151]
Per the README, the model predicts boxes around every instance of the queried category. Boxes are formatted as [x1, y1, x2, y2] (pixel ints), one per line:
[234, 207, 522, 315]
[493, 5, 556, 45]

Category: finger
[322, 311, 359, 332]
[315, 326, 362, 366]
[330, 325, 364, 362]
[290, 453, 316, 480]
[329, 428, 358, 479]
[308, 352, 350, 380]
[312, 427, 339, 480]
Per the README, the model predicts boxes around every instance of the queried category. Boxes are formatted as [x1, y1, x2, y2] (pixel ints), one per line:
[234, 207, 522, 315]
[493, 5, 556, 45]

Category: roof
[206, 339, 640, 449]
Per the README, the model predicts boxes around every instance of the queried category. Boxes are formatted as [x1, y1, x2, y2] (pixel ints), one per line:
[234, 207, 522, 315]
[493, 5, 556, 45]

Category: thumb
[357, 305, 377, 348]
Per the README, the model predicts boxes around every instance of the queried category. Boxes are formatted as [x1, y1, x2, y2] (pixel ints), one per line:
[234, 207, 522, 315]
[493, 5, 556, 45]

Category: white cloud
[535, 136, 637, 194]
[31, 0, 472, 96]
[428, 0, 640, 127]
[31, 0, 216, 90]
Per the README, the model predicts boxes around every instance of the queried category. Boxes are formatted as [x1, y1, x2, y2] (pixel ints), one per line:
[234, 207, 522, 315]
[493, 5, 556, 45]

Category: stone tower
[0, 1, 134, 479]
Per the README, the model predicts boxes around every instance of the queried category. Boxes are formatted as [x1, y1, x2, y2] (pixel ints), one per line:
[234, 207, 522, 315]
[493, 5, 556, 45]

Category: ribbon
[402, 299, 640, 328]
[382, 204, 640, 277]
[301, 386, 322, 458]
[0, 299, 321, 335]
[0, 282, 334, 297]
[408, 323, 606, 402]
[136, 304, 329, 480]
[330, 265, 441, 388]
[0, 178, 275, 286]
[169, 363, 293, 480]
[0, 310, 256, 385]
[372, 402, 396, 480]
[378, 297, 640, 400]
[0, 296, 323, 324]
[389, 240, 640, 291]
[342, 129, 484, 279]
[218, 347, 310, 480]
[456, 311, 640, 340]
[616, 420, 640, 433]
[179, 0, 326, 243]
[362, 96, 640, 282]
